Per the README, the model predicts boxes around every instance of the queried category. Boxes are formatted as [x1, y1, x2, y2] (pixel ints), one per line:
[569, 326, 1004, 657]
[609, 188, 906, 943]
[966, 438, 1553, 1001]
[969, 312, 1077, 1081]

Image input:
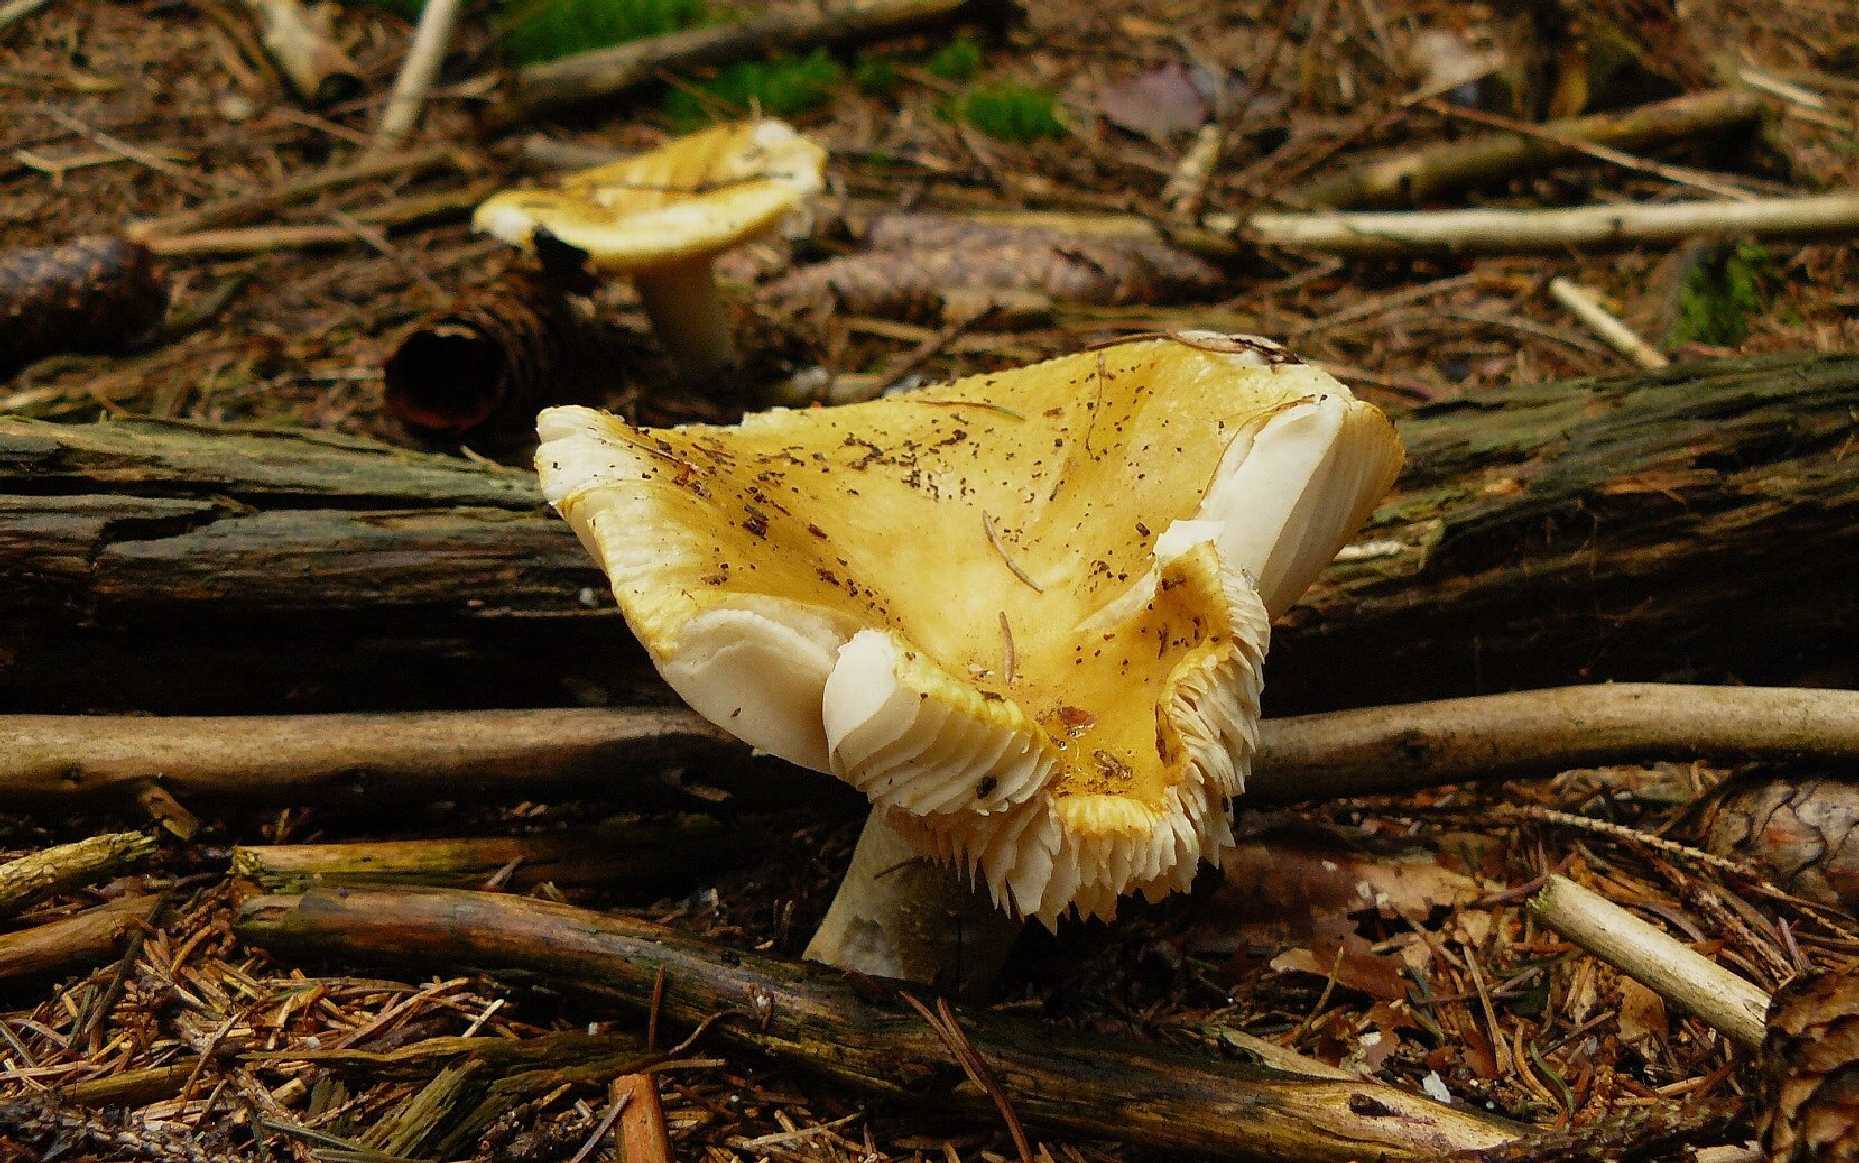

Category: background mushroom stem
[633, 259, 737, 378]
[804, 813, 1020, 996]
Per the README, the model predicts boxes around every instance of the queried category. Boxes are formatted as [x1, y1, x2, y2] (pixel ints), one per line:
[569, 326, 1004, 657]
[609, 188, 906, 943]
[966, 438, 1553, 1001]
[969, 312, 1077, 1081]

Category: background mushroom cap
[473, 120, 826, 271]
[538, 335, 1402, 923]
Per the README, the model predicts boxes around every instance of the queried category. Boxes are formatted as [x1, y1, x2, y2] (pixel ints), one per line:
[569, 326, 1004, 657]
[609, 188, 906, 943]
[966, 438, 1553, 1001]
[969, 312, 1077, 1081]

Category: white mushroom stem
[632, 260, 738, 378]
[804, 813, 1021, 996]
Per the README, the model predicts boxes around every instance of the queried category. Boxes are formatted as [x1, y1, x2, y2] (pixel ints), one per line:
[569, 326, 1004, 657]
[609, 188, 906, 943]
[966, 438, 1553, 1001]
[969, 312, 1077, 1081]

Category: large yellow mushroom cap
[474, 120, 827, 271]
[537, 334, 1402, 925]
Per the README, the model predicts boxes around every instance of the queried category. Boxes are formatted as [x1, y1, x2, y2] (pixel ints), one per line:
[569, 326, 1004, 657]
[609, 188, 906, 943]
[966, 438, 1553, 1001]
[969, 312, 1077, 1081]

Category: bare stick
[128, 145, 466, 238]
[1547, 277, 1669, 370]
[374, 0, 465, 152]
[1230, 192, 1859, 257]
[9, 684, 1859, 810]
[240, 0, 360, 107]
[140, 182, 494, 256]
[1529, 875, 1769, 1050]
[231, 818, 722, 892]
[1246, 684, 1859, 806]
[1292, 89, 1763, 209]
[0, 895, 162, 980]
[237, 887, 1525, 1159]
[0, 707, 740, 806]
[0, 833, 157, 919]
[494, 0, 996, 123]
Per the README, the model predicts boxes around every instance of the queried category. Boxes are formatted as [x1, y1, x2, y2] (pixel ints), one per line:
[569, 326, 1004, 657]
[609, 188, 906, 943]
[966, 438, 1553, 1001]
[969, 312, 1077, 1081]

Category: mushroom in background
[536, 334, 1402, 987]
[473, 120, 826, 384]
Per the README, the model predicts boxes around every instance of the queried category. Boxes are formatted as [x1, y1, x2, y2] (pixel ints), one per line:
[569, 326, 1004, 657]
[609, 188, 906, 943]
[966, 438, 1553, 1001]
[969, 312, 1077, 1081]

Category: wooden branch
[0, 708, 743, 807]
[3, 355, 1856, 713]
[231, 816, 722, 891]
[140, 182, 494, 257]
[494, 0, 1003, 123]
[1246, 685, 1859, 806]
[241, 0, 360, 107]
[373, 0, 464, 152]
[1291, 89, 1764, 209]
[1529, 875, 1769, 1050]
[1235, 192, 1859, 257]
[127, 146, 467, 238]
[12, 683, 1858, 811]
[615, 1074, 672, 1163]
[1547, 276, 1669, 369]
[236, 887, 1524, 1160]
[0, 895, 161, 980]
[0, 833, 157, 918]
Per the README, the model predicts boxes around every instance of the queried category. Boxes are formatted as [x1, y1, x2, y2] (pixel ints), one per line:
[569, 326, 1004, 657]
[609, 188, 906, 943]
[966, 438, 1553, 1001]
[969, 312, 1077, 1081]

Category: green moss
[662, 48, 843, 129]
[854, 53, 899, 97]
[501, 0, 705, 64]
[958, 83, 1064, 142]
[925, 34, 982, 81]
[1671, 241, 1772, 347]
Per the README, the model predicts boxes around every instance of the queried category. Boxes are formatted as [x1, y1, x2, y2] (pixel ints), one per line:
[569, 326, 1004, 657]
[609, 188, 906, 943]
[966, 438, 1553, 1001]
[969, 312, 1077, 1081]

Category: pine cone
[0, 236, 167, 377]
[1763, 969, 1859, 1162]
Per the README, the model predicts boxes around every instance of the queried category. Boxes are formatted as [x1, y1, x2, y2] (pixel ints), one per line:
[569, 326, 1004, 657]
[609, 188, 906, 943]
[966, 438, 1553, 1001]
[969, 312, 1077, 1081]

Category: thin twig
[900, 993, 1035, 1163]
[1547, 277, 1669, 370]
[373, 0, 464, 151]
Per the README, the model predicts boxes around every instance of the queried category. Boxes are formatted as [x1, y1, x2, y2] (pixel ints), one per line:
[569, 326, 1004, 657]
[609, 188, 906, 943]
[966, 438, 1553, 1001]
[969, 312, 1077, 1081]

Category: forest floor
[4, 0, 1859, 1159]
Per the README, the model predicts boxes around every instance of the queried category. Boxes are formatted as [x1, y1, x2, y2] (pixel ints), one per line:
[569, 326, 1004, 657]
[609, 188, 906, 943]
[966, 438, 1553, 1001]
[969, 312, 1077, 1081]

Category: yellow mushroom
[474, 120, 826, 378]
[537, 333, 1402, 929]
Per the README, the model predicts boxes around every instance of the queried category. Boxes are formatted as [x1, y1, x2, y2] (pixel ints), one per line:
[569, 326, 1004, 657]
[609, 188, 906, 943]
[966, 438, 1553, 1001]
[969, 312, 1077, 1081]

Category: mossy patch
[500, 0, 705, 64]
[956, 83, 1065, 142]
[662, 48, 843, 128]
[925, 34, 983, 81]
[1671, 241, 1772, 347]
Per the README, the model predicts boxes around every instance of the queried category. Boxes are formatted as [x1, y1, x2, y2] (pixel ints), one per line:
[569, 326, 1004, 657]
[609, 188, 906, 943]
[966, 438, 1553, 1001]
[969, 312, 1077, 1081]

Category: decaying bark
[0, 237, 167, 375]
[231, 815, 722, 891]
[0, 832, 157, 919]
[3, 355, 1855, 714]
[0, 894, 162, 980]
[237, 886, 1524, 1160]
[1291, 89, 1762, 209]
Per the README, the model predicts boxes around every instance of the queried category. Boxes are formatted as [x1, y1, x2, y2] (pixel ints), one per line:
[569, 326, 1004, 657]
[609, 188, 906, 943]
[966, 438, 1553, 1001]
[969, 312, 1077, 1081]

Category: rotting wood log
[231, 816, 723, 891]
[493, 0, 1010, 124]
[2, 355, 1856, 714]
[236, 887, 1524, 1160]
[1290, 89, 1764, 209]
[0, 894, 161, 981]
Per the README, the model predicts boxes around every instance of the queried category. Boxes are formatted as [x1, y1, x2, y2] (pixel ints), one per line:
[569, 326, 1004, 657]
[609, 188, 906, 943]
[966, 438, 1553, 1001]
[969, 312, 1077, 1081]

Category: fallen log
[2, 355, 1855, 713]
[236, 887, 1524, 1160]
[0, 833, 156, 918]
